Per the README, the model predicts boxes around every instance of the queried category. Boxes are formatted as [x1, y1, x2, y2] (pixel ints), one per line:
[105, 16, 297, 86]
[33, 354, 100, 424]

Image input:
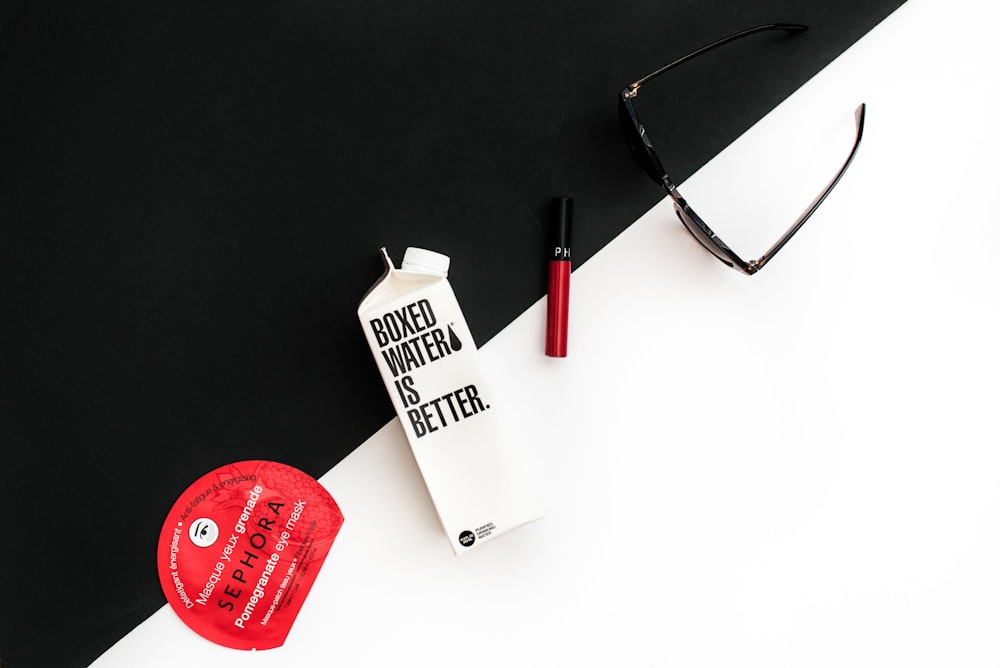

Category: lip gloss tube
[546, 197, 572, 358]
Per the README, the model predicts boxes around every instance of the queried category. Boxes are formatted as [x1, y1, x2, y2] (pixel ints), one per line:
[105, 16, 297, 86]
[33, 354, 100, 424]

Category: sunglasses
[618, 23, 865, 274]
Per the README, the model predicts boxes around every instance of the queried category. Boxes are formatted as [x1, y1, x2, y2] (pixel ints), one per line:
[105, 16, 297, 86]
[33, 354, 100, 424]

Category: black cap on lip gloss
[549, 197, 573, 259]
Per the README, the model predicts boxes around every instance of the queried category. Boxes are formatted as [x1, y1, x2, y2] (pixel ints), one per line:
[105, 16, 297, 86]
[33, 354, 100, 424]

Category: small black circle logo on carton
[458, 530, 476, 547]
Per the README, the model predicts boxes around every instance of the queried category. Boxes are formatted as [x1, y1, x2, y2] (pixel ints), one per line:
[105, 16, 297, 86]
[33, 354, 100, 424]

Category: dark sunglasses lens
[618, 98, 663, 183]
[675, 205, 735, 268]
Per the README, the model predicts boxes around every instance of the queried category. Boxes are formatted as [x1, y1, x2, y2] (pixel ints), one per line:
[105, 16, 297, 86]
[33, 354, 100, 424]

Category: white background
[94, 1, 1000, 665]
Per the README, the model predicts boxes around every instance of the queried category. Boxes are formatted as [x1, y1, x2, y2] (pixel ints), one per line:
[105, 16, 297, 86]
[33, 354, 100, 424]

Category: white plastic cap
[401, 247, 450, 276]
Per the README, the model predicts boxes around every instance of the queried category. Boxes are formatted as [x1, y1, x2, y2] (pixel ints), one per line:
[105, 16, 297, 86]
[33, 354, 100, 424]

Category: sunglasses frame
[618, 23, 866, 274]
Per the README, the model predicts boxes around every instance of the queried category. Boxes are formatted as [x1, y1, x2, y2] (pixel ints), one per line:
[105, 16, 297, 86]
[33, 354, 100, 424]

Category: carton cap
[402, 247, 450, 276]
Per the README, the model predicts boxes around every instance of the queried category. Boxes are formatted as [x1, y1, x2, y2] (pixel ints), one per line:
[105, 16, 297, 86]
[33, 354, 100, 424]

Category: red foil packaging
[157, 460, 344, 650]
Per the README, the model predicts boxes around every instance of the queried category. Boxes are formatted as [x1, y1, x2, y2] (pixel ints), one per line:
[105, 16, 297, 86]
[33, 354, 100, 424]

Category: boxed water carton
[358, 247, 542, 554]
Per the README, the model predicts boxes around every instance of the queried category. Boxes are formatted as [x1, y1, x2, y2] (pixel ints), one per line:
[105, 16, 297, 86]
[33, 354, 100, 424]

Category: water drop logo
[448, 324, 463, 351]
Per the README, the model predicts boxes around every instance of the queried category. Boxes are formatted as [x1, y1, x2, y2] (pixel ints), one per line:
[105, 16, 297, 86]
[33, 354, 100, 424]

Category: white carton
[358, 247, 542, 554]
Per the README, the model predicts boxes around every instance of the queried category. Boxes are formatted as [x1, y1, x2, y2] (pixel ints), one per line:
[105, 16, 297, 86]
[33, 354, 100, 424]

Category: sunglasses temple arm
[754, 103, 866, 271]
[631, 23, 807, 90]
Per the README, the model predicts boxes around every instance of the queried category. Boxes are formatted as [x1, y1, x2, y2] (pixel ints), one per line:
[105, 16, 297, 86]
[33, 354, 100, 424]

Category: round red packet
[157, 460, 344, 650]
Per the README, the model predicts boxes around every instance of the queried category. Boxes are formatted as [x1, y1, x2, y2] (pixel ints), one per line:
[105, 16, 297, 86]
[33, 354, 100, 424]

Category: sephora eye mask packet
[157, 460, 344, 650]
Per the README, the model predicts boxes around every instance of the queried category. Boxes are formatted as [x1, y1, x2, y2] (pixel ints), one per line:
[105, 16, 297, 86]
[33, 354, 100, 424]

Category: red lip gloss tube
[546, 197, 572, 358]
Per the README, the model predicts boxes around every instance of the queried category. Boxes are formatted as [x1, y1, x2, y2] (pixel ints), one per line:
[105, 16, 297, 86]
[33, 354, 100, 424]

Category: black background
[1, 1, 904, 666]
